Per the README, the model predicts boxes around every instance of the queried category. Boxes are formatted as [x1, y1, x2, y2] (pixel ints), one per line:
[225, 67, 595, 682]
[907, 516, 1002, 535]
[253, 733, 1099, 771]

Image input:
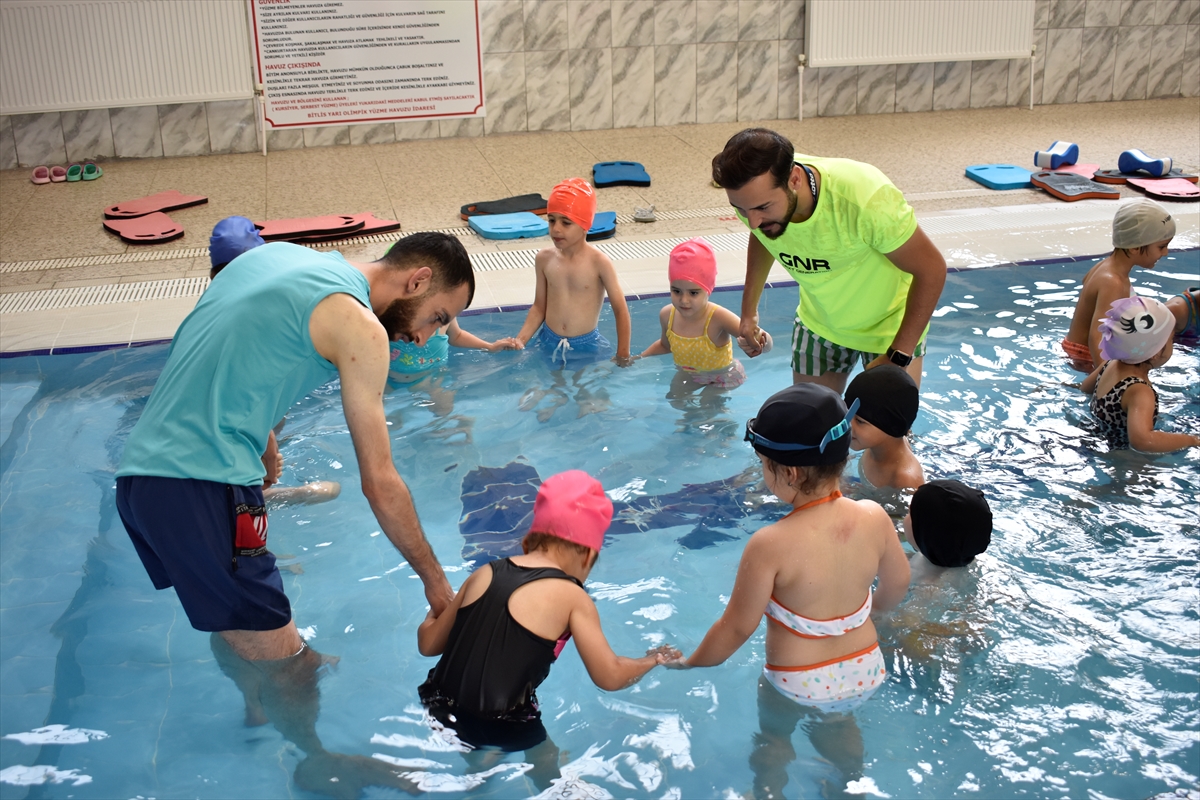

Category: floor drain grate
[0, 277, 209, 314]
[468, 231, 749, 272]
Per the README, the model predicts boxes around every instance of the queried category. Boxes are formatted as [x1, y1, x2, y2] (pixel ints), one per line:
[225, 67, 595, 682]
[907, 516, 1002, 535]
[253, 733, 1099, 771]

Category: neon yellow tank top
[666, 306, 734, 372]
[738, 155, 922, 353]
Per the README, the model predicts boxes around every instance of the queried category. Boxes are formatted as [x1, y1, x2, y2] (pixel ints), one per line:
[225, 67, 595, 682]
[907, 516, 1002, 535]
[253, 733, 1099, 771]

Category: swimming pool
[1, 251, 1197, 799]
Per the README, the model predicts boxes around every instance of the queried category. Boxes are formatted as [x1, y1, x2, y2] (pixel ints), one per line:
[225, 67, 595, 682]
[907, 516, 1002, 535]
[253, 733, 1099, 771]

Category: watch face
[889, 350, 912, 367]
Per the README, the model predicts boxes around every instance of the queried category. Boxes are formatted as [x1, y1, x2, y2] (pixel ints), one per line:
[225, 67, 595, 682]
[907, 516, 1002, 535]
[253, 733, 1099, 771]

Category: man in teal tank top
[712, 128, 946, 391]
[114, 232, 473, 793]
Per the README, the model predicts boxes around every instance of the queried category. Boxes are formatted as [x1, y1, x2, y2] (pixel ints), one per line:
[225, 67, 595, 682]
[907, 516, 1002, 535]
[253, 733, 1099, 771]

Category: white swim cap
[1097, 296, 1174, 364]
[1112, 199, 1175, 249]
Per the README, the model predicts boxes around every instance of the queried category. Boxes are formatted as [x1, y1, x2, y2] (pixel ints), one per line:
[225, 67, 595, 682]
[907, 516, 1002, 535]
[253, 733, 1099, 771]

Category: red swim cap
[530, 470, 612, 552]
[547, 178, 597, 231]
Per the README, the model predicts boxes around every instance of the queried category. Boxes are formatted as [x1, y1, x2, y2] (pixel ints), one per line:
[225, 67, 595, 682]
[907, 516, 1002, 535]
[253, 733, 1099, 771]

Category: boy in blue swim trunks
[514, 178, 632, 370]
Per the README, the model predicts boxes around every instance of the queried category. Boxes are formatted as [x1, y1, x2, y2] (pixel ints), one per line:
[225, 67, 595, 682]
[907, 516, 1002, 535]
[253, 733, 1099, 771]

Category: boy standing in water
[1062, 199, 1175, 371]
[845, 365, 924, 490]
[515, 178, 633, 368]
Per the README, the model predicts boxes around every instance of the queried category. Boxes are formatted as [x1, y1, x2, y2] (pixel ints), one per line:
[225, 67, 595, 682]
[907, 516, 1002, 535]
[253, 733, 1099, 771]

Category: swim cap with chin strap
[1097, 296, 1174, 364]
[547, 178, 597, 231]
[668, 238, 717, 294]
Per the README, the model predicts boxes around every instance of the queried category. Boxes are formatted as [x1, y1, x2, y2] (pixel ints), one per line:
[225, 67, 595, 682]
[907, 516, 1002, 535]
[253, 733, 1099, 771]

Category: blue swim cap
[209, 216, 265, 269]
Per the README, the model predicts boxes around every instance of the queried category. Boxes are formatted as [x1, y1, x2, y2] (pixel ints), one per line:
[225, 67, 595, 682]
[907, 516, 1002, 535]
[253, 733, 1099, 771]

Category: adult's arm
[738, 234, 777, 357]
[310, 293, 453, 615]
[867, 226, 947, 362]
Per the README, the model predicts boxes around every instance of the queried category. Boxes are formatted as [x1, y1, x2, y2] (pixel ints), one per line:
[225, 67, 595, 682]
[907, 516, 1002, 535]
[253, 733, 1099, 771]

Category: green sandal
[82, 163, 102, 181]
[66, 163, 82, 182]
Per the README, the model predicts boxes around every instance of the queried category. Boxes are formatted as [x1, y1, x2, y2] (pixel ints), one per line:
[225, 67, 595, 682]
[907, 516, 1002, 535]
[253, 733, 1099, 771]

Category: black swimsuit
[1090, 361, 1157, 449]
[419, 558, 579, 749]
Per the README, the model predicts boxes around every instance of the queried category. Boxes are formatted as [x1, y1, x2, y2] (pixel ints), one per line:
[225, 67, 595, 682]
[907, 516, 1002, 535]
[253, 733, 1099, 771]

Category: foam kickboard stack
[102, 190, 208, 244]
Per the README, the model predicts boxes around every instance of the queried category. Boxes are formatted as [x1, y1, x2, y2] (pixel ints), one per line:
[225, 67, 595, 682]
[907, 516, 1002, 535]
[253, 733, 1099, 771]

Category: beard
[758, 187, 799, 240]
[377, 296, 423, 342]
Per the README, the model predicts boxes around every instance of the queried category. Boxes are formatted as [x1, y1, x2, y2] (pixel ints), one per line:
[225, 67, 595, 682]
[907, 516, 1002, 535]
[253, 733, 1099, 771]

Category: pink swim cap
[668, 237, 717, 294]
[547, 178, 597, 231]
[1097, 296, 1174, 364]
[530, 470, 612, 552]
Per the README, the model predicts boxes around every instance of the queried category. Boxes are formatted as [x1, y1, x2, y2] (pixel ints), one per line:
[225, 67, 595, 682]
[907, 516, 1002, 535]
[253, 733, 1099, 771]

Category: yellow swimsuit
[666, 306, 734, 372]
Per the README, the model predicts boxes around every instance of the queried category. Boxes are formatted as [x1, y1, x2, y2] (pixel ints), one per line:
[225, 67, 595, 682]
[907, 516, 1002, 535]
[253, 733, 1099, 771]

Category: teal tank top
[117, 242, 371, 486]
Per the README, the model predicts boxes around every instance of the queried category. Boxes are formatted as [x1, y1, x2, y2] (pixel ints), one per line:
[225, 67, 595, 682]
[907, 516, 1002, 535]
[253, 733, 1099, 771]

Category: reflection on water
[0, 253, 1197, 798]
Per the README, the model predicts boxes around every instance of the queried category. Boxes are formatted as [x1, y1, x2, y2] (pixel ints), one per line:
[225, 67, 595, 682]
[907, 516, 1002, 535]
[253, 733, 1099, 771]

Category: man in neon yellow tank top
[712, 128, 946, 390]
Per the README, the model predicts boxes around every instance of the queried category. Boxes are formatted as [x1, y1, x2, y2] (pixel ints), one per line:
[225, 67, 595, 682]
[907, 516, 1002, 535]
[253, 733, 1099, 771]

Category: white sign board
[250, 0, 484, 129]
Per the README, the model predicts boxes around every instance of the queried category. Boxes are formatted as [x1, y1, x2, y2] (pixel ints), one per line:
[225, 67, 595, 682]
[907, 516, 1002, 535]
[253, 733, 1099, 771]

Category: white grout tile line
[0, 277, 209, 314]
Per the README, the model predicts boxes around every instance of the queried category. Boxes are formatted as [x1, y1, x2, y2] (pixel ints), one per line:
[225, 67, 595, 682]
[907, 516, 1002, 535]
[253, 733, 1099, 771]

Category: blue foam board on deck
[965, 164, 1033, 190]
[587, 211, 617, 240]
[593, 161, 651, 187]
[468, 212, 549, 240]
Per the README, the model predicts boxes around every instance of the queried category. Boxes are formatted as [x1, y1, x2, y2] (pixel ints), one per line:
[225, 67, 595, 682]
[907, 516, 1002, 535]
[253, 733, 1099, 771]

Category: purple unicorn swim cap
[1097, 296, 1174, 364]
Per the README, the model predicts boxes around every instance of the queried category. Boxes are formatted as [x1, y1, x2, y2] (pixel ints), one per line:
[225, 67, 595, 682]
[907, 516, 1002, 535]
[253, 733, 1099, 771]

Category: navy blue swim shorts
[116, 475, 291, 632]
[536, 324, 612, 370]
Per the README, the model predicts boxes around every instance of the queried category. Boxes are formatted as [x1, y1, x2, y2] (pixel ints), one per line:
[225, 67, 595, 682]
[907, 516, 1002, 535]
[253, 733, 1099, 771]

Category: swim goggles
[744, 398, 860, 454]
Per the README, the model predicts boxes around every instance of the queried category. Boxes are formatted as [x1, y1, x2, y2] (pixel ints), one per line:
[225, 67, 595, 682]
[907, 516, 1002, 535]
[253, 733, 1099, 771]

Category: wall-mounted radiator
[0, 0, 254, 115]
[806, 0, 1035, 68]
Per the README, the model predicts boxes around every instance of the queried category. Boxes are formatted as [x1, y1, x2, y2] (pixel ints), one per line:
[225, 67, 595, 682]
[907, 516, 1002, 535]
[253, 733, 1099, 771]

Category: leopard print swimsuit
[1090, 362, 1157, 449]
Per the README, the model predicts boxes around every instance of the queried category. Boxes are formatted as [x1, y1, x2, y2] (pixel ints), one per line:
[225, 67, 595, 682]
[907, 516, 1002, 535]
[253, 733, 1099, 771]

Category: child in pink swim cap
[640, 237, 772, 390]
[417, 470, 680, 787]
[1081, 296, 1199, 452]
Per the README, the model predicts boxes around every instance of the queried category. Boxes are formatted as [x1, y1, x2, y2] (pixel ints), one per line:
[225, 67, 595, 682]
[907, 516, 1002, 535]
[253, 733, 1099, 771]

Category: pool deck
[2, 98, 1198, 356]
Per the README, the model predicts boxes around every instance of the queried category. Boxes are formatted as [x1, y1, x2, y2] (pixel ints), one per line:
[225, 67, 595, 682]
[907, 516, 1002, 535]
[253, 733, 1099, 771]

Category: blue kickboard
[966, 164, 1033, 190]
[587, 211, 617, 241]
[468, 211, 549, 240]
[593, 161, 651, 187]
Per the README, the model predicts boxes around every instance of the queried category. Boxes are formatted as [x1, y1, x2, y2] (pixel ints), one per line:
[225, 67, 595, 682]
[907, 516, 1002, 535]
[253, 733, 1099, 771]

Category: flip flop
[31, 166, 50, 185]
[103, 212, 186, 244]
[50, 166, 67, 183]
[1127, 177, 1200, 201]
[104, 190, 209, 219]
[254, 215, 367, 241]
[66, 164, 82, 182]
[1030, 171, 1120, 201]
[459, 194, 548, 220]
[82, 163, 102, 181]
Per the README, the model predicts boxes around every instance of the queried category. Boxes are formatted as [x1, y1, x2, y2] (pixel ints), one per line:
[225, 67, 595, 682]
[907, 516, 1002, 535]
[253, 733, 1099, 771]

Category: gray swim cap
[1112, 199, 1175, 249]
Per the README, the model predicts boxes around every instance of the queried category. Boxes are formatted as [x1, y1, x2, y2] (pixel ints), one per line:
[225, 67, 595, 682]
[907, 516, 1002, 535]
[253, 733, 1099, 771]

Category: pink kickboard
[254, 215, 366, 241]
[1049, 163, 1100, 178]
[103, 212, 185, 243]
[289, 213, 402, 243]
[104, 190, 208, 219]
[1128, 177, 1200, 200]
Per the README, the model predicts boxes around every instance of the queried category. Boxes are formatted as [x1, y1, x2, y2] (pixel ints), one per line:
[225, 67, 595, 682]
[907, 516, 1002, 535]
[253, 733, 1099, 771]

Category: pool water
[1, 252, 1197, 799]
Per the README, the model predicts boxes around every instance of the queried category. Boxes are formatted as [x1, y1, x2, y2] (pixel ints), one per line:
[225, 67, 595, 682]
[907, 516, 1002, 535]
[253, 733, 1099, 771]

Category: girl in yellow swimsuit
[640, 238, 770, 388]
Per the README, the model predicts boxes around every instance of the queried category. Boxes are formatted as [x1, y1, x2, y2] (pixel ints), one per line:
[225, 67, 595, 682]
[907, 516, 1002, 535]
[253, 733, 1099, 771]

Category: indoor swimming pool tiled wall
[1, 0, 1197, 169]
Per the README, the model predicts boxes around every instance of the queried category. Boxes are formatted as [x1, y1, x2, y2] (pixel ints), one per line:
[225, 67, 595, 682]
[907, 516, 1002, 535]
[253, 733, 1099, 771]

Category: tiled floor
[1, 97, 1198, 354]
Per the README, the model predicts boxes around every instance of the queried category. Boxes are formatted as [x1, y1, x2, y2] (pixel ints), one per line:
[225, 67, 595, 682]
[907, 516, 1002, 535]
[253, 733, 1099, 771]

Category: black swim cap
[745, 384, 856, 466]
[845, 365, 919, 438]
[910, 480, 993, 568]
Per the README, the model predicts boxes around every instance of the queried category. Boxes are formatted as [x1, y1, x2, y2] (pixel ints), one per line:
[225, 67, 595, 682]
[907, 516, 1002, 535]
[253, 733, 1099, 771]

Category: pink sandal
[50, 165, 67, 183]
[31, 165, 50, 184]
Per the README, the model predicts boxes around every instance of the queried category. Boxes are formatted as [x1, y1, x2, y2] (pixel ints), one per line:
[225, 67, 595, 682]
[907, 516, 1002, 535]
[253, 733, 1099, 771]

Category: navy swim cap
[209, 216, 265, 269]
[845, 365, 919, 438]
[745, 384, 855, 466]
[910, 480, 992, 568]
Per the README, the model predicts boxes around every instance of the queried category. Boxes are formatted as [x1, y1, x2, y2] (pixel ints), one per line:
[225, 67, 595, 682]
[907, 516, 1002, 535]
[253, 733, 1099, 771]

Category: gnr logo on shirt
[778, 253, 831, 271]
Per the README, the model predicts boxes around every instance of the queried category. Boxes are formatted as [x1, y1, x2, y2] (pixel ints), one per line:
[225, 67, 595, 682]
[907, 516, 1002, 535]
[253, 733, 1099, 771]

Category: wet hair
[762, 454, 847, 496]
[712, 128, 796, 191]
[378, 231, 475, 307]
[522, 532, 598, 563]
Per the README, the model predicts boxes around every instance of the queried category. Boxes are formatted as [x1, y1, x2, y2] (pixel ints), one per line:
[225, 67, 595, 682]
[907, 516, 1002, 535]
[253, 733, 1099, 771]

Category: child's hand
[648, 644, 686, 666]
[737, 327, 771, 357]
[488, 337, 522, 351]
[612, 353, 638, 367]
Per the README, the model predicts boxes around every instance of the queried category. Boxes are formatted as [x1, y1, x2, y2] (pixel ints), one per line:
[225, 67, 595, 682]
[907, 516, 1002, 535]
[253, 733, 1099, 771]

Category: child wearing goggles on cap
[1063, 199, 1175, 372]
[1081, 297, 1199, 452]
[669, 384, 910, 797]
[640, 237, 771, 390]
[845, 364, 924, 490]
[514, 178, 633, 369]
[416, 470, 680, 788]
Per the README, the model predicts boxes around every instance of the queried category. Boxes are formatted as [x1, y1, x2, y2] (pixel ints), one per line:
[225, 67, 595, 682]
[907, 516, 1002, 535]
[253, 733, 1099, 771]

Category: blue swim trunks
[535, 324, 612, 370]
[116, 476, 291, 632]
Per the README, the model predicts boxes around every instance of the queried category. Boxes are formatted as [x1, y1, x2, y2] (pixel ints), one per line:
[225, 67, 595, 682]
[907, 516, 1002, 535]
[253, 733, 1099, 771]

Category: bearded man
[713, 128, 946, 391]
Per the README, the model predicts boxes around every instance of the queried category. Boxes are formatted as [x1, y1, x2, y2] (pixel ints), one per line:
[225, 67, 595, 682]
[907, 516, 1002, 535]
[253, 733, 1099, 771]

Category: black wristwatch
[886, 347, 912, 367]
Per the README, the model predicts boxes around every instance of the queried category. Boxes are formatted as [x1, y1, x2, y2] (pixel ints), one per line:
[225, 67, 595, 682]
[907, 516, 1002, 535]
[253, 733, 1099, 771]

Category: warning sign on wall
[250, 0, 484, 128]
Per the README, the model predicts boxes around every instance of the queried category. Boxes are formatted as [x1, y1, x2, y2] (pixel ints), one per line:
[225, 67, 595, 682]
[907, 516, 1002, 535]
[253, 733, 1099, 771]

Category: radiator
[0, 0, 254, 114]
[805, 0, 1035, 68]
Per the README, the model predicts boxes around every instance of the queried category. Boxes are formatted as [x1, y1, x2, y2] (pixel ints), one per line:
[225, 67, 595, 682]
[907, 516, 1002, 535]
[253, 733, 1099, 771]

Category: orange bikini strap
[783, 489, 842, 519]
